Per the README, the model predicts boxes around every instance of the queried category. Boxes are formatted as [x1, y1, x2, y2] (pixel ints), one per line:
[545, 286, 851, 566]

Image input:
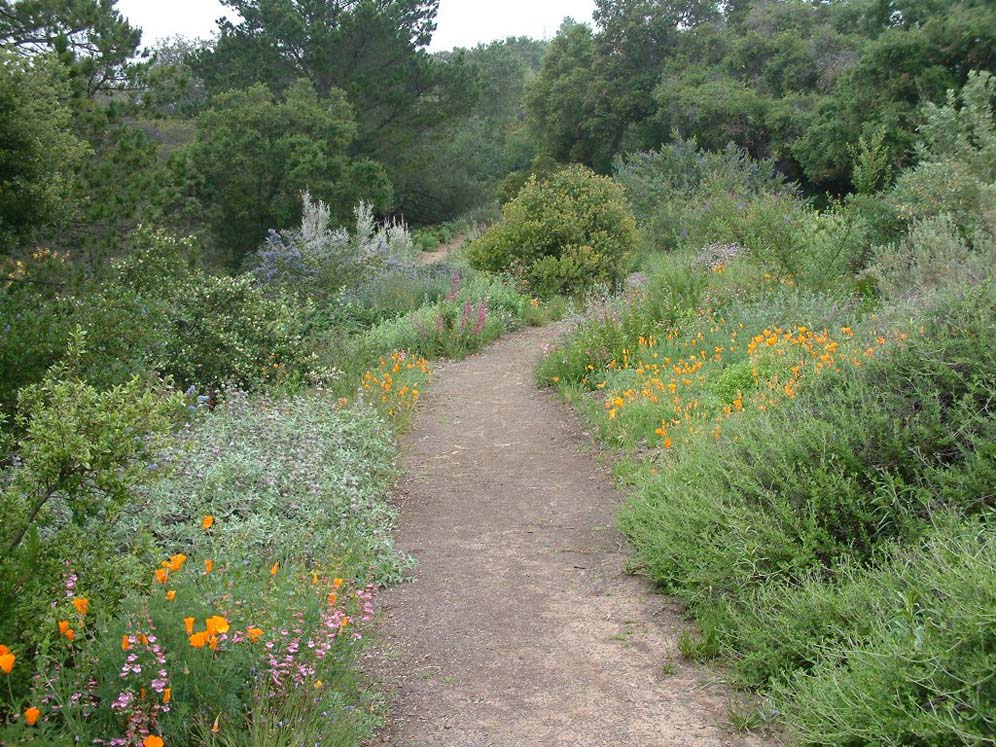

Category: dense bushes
[0, 188, 540, 744]
[540, 73, 996, 745]
[0, 390, 392, 745]
[467, 165, 638, 297]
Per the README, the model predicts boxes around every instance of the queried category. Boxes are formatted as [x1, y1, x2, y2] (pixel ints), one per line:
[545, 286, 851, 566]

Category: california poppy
[24, 707, 40, 726]
[270, 562, 279, 576]
[202, 515, 214, 530]
[0, 652, 15, 674]
[189, 631, 209, 649]
[143, 736, 164, 747]
[154, 569, 168, 584]
[162, 554, 187, 572]
[183, 617, 195, 635]
[247, 627, 264, 643]
[122, 635, 131, 651]
[204, 559, 213, 574]
[166, 590, 176, 602]
[72, 598, 89, 615]
[205, 616, 230, 635]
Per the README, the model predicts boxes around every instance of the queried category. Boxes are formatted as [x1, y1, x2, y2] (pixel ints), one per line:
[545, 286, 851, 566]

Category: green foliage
[774, 521, 996, 746]
[497, 154, 564, 206]
[391, 37, 548, 223]
[468, 165, 638, 296]
[120, 390, 409, 585]
[0, 50, 87, 253]
[344, 272, 528, 369]
[871, 214, 996, 302]
[888, 70, 996, 236]
[156, 273, 319, 391]
[0, 0, 141, 98]
[614, 136, 790, 252]
[196, 0, 476, 180]
[0, 386, 389, 745]
[0, 334, 182, 657]
[187, 80, 392, 268]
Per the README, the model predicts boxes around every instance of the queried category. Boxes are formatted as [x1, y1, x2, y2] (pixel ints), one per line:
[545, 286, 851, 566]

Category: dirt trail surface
[418, 236, 465, 265]
[366, 325, 775, 747]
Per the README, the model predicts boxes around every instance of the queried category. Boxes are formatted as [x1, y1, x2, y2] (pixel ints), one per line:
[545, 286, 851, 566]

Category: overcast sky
[116, 0, 597, 51]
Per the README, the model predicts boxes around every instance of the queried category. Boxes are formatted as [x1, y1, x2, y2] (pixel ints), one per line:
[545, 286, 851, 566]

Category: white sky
[116, 0, 597, 51]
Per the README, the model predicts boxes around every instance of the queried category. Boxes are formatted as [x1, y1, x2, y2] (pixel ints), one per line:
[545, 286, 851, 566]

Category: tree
[0, 0, 141, 98]
[391, 37, 549, 223]
[194, 0, 475, 165]
[525, 23, 610, 169]
[187, 79, 392, 268]
[793, 1, 995, 191]
[0, 49, 87, 254]
[526, 3, 724, 172]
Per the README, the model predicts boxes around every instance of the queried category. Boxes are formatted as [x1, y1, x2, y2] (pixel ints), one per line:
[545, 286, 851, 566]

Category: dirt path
[418, 236, 465, 265]
[366, 325, 776, 747]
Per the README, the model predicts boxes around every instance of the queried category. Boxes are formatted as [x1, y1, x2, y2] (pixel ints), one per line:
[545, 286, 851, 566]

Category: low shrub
[0, 336, 182, 662]
[116, 390, 411, 586]
[467, 165, 638, 297]
[871, 213, 996, 302]
[614, 137, 791, 253]
[0, 384, 404, 745]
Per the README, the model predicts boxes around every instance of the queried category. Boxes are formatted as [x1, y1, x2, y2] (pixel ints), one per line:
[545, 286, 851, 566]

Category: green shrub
[467, 165, 638, 297]
[0, 335, 182, 662]
[871, 214, 996, 302]
[154, 273, 318, 391]
[118, 390, 410, 586]
[0, 384, 397, 745]
[888, 71, 996, 237]
[614, 137, 791, 253]
[623, 283, 996, 601]
[776, 521, 996, 746]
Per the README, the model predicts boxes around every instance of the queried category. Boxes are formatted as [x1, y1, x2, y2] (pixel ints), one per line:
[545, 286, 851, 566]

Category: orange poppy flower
[189, 631, 209, 649]
[161, 554, 187, 572]
[0, 652, 15, 674]
[333, 578, 344, 590]
[58, 620, 70, 635]
[204, 559, 213, 574]
[165, 590, 176, 602]
[208, 635, 219, 651]
[24, 707, 40, 726]
[65, 629, 75, 642]
[0, 645, 8, 655]
[327, 592, 337, 606]
[183, 617, 195, 634]
[122, 635, 131, 651]
[205, 616, 230, 636]
[154, 569, 169, 584]
[72, 598, 89, 615]
[247, 627, 264, 643]
[143, 736, 164, 747]
[163, 688, 171, 704]
[138, 633, 149, 646]
[202, 515, 214, 530]
[270, 562, 279, 576]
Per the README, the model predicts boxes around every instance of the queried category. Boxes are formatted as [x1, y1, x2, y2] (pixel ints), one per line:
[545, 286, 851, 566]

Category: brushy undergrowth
[544, 253, 996, 744]
[540, 80, 996, 744]
[0, 188, 540, 744]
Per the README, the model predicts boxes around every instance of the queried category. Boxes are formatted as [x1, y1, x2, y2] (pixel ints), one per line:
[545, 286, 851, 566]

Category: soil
[418, 236, 465, 265]
[364, 324, 778, 747]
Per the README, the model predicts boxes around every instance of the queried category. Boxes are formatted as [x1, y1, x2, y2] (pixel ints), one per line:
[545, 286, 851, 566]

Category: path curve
[367, 325, 775, 747]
